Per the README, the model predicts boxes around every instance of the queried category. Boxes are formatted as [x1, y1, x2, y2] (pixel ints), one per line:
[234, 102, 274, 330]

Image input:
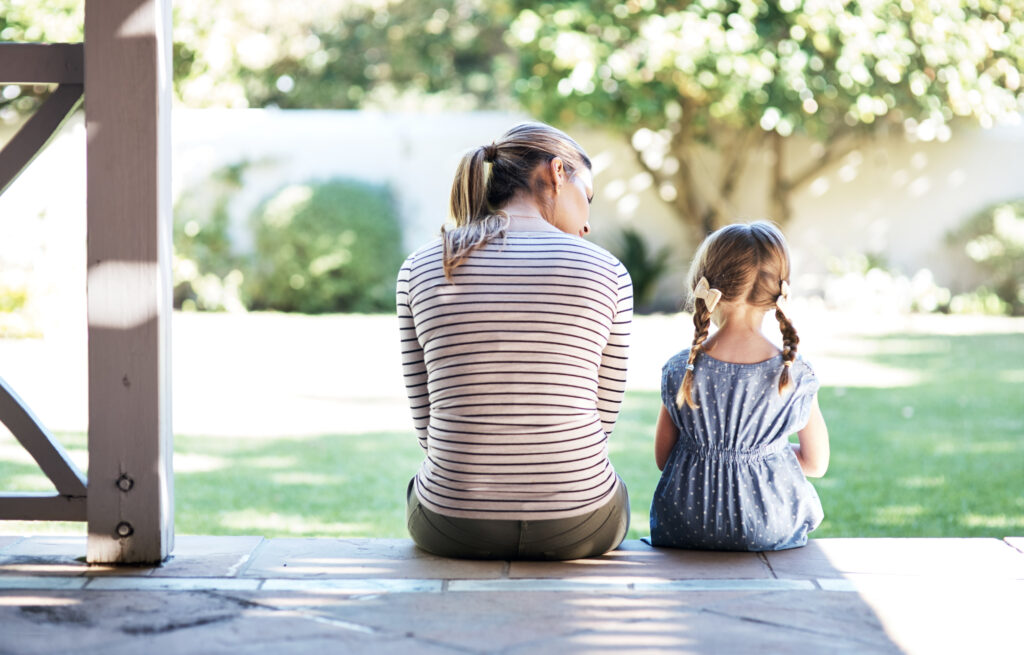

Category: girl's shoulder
[662, 348, 693, 374]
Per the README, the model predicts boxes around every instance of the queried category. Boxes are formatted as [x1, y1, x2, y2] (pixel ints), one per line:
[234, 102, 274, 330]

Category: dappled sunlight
[268, 472, 338, 486]
[247, 455, 300, 470]
[568, 630, 694, 650]
[899, 476, 944, 489]
[961, 514, 1024, 530]
[813, 359, 924, 388]
[0, 563, 84, 575]
[172, 452, 230, 473]
[5, 474, 57, 492]
[933, 440, 1020, 455]
[998, 370, 1024, 383]
[244, 594, 355, 609]
[263, 563, 398, 576]
[872, 505, 926, 527]
[0, 595, 81, 607]
[218, 510, 373, 537]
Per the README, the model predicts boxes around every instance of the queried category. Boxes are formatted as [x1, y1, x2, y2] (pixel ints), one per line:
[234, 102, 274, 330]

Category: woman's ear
[548, 157, 565, 192]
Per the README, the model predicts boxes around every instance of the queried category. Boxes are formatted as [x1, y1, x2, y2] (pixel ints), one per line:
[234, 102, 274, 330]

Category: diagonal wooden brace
[0, 376, 87, 498]
[0, 83, 83, 196]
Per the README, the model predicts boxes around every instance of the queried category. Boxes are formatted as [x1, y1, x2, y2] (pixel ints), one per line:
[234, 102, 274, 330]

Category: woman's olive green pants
[406, 477, 630, 560]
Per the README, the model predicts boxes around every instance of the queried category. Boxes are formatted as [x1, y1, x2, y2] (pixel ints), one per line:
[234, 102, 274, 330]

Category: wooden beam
[85, 0, 174, 565]
[0, 494, 86, 522]
[0, 377, 87, 497]
[0, 84, 82, 196]
[0, 43, 84, 84]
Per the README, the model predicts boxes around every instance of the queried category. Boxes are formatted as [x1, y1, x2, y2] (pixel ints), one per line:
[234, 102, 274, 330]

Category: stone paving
[0, 536, 1022, 654]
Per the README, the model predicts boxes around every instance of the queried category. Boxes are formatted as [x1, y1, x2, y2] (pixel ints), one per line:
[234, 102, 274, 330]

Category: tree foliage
[506, 0, 1024, 238]
[171, 0, 516, 111]
[4, 0, 1024, 241]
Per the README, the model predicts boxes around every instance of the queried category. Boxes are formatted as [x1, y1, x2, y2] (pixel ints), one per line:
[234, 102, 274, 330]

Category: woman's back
[398, 216, 632, 520]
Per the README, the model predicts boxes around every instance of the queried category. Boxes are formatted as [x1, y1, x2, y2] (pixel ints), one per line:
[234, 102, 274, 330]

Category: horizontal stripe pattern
[397, 225, 633, 520]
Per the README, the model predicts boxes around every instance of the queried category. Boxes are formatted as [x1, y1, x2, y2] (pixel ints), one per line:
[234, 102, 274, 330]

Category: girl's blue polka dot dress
[650, 349, 824, 551]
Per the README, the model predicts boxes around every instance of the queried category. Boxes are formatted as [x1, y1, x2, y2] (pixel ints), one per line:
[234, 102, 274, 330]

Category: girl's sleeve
[396, 258, 429, 450]
[597, 262, 633, 437]
[791, 356, 821, 426]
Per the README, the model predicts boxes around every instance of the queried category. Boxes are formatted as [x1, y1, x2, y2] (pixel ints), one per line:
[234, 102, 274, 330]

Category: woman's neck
[501, 197, 545, 221]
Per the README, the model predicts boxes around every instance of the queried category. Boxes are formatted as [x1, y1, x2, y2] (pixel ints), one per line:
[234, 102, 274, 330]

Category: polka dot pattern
[649, 349, 824, 552]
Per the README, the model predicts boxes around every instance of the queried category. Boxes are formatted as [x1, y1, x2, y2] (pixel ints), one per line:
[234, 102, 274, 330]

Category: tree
[171, 0, 516, 112]
[506, 0, 1024, 241]
[6, 1, 1023, 245]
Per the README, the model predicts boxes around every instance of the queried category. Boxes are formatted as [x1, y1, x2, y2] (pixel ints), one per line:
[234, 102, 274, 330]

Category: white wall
[2, 108, 1022, 336]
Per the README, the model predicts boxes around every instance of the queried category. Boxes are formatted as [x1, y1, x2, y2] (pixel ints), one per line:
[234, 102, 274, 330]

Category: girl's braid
[776, 308, 799, 394]
[677, 301, 711, 409]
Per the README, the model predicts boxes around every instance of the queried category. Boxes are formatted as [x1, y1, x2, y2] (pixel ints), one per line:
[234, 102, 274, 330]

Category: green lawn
[2, 332, 1022, 540]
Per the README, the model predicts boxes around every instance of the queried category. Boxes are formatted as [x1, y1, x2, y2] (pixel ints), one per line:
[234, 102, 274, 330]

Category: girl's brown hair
[677, 221, 799, 409]
[442, 122, 592, 279]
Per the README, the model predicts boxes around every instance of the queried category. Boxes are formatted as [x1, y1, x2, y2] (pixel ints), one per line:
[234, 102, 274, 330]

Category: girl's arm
[654, 405, 679, 471]
[792, 393, 829, 477]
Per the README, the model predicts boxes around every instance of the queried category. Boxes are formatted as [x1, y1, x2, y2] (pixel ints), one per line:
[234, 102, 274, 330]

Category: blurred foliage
[244, 179, 405, 313]
[173, 165, 404, 314]
[4, 1, 1024, 241]
[946, 199, 1024, 315]
[172, 0, 517, 112]
[506, 0, 1024, 238]
[0, 0, 81, 124]
[613, 227, 671, 312]
[173, 163, 248, 312]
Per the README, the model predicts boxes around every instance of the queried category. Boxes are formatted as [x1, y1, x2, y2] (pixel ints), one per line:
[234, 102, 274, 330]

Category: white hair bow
[776, 280, 792, 318]
[693, 277, 723, 312]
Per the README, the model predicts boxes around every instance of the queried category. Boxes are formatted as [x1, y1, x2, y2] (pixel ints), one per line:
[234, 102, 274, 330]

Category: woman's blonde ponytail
[440, 123, 592, 281]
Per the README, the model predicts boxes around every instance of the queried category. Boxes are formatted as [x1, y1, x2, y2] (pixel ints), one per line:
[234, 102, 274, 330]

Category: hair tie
[776, 280, 792, 318]
[783, 360, 793, 367]
[693, 277, 723, 312]
[482, 143, 499, 162]
[685, 363, 695, 372]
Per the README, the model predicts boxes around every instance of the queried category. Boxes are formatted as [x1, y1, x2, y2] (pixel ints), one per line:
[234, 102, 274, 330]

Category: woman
[396, 122, 633, 560]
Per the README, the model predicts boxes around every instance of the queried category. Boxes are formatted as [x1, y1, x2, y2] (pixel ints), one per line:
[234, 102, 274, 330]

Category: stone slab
[839, 575, 1024, 654]
[696, 588, 901, 652]
[239, 538, 505, 580]
[0, 590, 463, 655]
[499, 594, 900, 655]
[262, 578, 442, 594]
[0, 536, 92, 577]
[509, 539, 772, 580]
[0, 576, 86, 590]
[86, 577, 262, 591]
[0, 537, 24, 553]
[264, 589, 746, 653]
[0, 536, 84, 557]
[147, 535, 264, 578]
[764, 538, 1024, 580]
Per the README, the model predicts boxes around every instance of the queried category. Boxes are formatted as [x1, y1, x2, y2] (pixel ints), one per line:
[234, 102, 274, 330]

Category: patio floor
[1, 536, 1021, 654]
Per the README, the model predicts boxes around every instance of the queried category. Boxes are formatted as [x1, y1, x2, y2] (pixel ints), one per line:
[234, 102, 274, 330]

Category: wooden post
[85, 0, 174, 564]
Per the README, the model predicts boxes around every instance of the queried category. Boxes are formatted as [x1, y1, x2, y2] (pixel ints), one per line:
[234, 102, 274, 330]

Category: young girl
[650, 221, 829, 551]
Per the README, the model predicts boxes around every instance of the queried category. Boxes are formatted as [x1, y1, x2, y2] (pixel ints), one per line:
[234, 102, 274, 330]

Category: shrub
[242, 179, 404, 313]
[946, 200, 1024, 315]
[613, 227, 671, 313]
[172, 163, 247, 312]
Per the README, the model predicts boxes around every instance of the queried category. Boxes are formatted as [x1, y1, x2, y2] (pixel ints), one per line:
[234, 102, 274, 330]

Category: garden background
[1, 0, 1022, 540]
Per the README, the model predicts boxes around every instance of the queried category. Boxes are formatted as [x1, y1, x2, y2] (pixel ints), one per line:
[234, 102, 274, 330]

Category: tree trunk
[769, 131, 791, 224]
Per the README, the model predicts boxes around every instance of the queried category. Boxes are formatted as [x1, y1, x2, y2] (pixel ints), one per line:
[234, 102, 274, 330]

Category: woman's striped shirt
[397, 216, 633, 520]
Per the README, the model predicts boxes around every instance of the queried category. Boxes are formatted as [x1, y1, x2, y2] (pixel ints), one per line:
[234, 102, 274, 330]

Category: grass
[1, 332, 1022, 540]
